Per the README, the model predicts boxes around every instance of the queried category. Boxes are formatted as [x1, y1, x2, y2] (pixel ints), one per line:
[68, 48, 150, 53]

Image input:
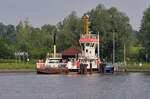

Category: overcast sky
[0, 0, 150, 30]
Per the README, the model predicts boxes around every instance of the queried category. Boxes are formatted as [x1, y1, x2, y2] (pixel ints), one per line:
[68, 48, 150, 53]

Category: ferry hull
[37, 68, 69, 74]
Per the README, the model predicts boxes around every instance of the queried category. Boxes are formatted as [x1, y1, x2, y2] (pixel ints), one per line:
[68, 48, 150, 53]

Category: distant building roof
[60, 46, 82, 56]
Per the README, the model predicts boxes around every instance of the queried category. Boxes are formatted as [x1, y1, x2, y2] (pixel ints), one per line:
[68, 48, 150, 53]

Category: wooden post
[83, 64, 87, 74]
[103, 65, 106, 74]
[90, 61, 92, 73]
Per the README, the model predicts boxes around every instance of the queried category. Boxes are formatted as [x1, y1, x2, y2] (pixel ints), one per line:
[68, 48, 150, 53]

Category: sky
[0, 0, 150, 30]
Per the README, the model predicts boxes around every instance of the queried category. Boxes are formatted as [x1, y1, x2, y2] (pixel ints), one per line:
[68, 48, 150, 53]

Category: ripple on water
[0, 72, 150, 99]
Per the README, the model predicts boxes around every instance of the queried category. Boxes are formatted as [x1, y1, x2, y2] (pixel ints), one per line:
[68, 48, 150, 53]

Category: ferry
[36, 15, 114, 74]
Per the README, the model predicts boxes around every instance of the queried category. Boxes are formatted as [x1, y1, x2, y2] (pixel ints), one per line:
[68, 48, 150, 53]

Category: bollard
[79, 63, 88, 74]
[83, 64, 87, 74]
[100, 63, 106, 74]
[79, 63, 84, 74]
[98, 64, 101, 72]
[90, 62, 92, 73]
[103, 65, 106, 74]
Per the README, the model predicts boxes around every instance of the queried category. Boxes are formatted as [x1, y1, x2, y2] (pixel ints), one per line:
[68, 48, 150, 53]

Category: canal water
[0, 72, 150, 99]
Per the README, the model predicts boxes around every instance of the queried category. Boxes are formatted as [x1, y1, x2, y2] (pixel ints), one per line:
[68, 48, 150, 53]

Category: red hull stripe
[79, 38, 98, 42]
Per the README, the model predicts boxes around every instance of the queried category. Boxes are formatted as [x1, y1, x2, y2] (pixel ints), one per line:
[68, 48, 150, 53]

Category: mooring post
[83, 64, 87, 74]
[90, 61, 92, 73]
[103, 65, 106, 74]
[100, 63, 106, 74]
[79, 63, 84, 74]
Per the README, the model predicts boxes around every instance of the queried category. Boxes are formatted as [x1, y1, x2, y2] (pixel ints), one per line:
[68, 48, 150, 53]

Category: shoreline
[116, 69, 150, 72]
[0, 69, 150, 73]
[0, 69, 36, 73]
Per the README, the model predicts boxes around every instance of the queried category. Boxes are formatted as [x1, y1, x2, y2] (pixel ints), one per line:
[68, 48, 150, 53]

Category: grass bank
[120, 65, 150, 69]
[0, 64, 36, 69]
[0, 59, 16, 63]
[0, 59, 39, 64]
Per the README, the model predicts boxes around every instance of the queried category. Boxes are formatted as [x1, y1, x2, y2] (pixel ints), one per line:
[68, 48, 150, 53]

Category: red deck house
[60, 46, 82, 59]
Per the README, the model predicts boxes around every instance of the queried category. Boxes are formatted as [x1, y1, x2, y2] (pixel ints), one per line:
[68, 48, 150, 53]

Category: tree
[0, 23, 15, 58]
[0, 36, 12, 58]
[85, 4, 132, 62]
[16, 19, 54, 59]
[0, 23, 7, 42]
[16, 19, 31, 52]
[139, 7, 150, 61]
[56, 11, 84, 51]
[5, 24, 16, 45]
[0, 4, 134, 61]
[41, 24, 57, 35]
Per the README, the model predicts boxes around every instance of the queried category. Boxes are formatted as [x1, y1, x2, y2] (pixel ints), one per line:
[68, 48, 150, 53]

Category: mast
[113, 31, 115, 65]
[86, 15, 90, 39]
[54, 33, 56, 58]
[124, 43, 126, 65]
[98, 32, 100, 58]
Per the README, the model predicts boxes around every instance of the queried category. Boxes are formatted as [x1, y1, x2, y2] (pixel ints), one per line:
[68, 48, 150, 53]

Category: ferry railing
[37, 63, 67, 68]
[80, 34, 98, 39]
[102, 62, 126, 67]
[78, 53, 98, 59]
[47, 53, 62, 58]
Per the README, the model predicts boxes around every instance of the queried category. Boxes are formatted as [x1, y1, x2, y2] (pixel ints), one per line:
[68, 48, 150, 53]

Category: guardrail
[80, 34, 98, 39]
[37, 63, 67, 68]
[78, 53, 98, 59]
[47, 53, 62, 58]
[102, 62, 126, 67]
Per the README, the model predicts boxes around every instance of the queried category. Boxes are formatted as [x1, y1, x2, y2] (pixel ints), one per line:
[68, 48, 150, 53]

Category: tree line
[0, 4, 149, 62]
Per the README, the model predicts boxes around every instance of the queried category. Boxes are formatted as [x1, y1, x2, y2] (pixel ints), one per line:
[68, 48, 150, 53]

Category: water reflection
[0, 72, 150, 99]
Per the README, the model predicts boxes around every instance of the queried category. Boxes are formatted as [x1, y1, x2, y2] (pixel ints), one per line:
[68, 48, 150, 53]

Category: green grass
[0, 64, 36, 69]
[0, 59, 39, 64]
[120, 65, 150, 69]
[0, 59, 16, 63]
